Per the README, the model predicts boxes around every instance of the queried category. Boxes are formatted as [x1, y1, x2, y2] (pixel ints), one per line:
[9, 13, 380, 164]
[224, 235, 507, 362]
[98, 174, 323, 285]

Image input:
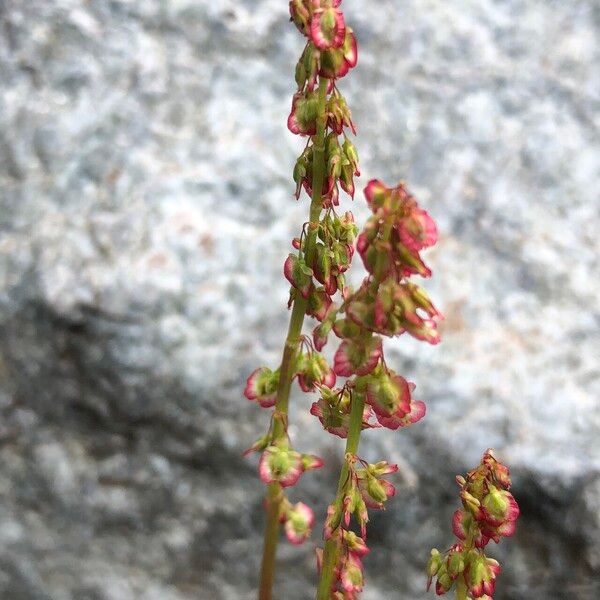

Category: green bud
[427, 549, 442, 577]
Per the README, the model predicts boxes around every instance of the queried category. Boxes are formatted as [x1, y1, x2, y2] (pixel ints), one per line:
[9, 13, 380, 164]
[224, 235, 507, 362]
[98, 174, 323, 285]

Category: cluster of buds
[286, 211, 358, 311]
[289, 0, 359, 208]
[428, 450, 520, 599]
[319, 456, 398, 597]
[293, 133, 360, 206]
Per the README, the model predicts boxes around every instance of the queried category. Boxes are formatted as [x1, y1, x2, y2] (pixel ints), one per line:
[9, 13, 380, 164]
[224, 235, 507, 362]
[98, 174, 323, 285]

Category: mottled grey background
[0, 1, 599, 599]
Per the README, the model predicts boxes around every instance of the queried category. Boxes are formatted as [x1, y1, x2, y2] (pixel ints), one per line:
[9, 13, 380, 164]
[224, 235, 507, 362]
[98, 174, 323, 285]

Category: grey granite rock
[0, 1, 599, 599]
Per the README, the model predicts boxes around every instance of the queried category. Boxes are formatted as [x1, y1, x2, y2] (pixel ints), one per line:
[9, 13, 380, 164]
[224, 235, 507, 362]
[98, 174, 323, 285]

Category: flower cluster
[244, 0, 362, 566]
[290, 0, 359, 208]
[318, 455, 398, 597]
[310, 178, 441, 597]
[286, 211, 358, 312]
[428, 450, 520, 599]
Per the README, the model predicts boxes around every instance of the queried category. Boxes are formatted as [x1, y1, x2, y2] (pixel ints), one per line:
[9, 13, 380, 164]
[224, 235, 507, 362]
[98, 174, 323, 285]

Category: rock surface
[0, 1, 599, 599]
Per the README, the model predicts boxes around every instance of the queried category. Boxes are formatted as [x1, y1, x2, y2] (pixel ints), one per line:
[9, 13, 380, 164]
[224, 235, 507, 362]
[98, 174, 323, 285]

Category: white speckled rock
[0, 1, 598, 599]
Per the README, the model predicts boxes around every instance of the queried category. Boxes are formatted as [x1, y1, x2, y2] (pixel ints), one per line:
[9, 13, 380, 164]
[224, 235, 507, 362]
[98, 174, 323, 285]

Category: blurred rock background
[0, 0, 599, 598]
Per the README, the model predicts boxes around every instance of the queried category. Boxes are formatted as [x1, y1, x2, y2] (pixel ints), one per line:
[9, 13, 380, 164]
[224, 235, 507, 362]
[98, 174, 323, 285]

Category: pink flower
[376, 397, 426, 430]
[333, 336, 382, 377]
[284, 253, 313, 298]
[244, 367, 279, 408]
[310, 7, 346, 50]
[310, 388, 379, 438]
[397, 207, 438, 252]
[289, 0, 311, 35]
[465, 555, 501, 598]
[284, 502, 315, 545]
[297, 352, 336, 392]
[363, 179, 389, 212]
[259, 446, 304, 487]
[343, 530, 370, 557]
[365, 371, 412, 417]
[319, 29, 358, 80]
[339, 552, 364, 594]
[452, 509, 489, 549]
[478, 488, 520, 542]
[287, 91, 319, 136]
[307, 287, 334, 322]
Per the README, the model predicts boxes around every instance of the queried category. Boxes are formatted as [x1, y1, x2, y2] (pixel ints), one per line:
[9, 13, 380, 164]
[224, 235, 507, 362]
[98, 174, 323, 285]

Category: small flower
[310, 7, 346, 50]
[397, 207, 438, 253]
[333, 336, 382, 377]
[465, 553, 501, 598]
[259, 446, 304, 487]
[297, 352, 336, 392]
[319, 28, 358, 80]
[356, 464, 397, 509]
[301, 453, 325, 472]
[365, 369, 411, 417]
[310, 387, 379, 437]
[452, 509, 489, 549]
[289, 0, 311, 35]
[287, 90, 319, 136]
[478, 488, 520, 541]
[244, 367, 279, 408]
[343, 530, 370, 557]
[307, 287, 334, 322]
[376, 397, 426, 430]
[284, 502, 315, 545]
[284, 253, 313, 298]
[340, 552, 364, 595]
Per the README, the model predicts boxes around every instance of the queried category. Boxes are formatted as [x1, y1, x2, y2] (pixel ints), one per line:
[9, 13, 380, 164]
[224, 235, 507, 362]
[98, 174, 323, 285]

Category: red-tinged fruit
[259, 446, 304, 487]
[365, 370, 411, 417]
[310, 7, 346, 50]
[284, 502, 315, 545]
[376, 398, 426, 430]
[333, 336, 382, 377]
[284, 253, 313, 298]
[297, 352, 336, 392]
[244, 367, 279, 408]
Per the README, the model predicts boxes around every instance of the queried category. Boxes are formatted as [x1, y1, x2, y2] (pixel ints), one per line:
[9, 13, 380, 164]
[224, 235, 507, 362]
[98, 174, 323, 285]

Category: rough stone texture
[0, 1, 599, 599]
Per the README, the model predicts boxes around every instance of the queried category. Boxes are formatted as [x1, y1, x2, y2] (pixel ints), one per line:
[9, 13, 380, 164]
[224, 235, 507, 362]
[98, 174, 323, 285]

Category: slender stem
[316, 393, 365, 599]
[258, 76, 330, 600]
[456, 578, 468, 600]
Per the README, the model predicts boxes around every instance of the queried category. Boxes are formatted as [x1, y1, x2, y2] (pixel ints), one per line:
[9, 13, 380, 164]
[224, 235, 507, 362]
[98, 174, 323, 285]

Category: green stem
[456, 578, 468, 600]
[316, 392, 365, 599]
[258, 76, 330, 600]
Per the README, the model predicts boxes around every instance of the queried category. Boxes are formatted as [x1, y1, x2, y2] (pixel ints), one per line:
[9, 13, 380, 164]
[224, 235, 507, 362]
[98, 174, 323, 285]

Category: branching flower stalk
[244, 2, 360, 598]
[314, 179, 441, 599]
[427, 450, 520, 599]
[243, 2, 519, 600]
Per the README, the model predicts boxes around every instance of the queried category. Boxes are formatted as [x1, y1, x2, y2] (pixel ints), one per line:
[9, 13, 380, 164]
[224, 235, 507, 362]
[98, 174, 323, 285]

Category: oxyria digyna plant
[243, 2, 519, 599]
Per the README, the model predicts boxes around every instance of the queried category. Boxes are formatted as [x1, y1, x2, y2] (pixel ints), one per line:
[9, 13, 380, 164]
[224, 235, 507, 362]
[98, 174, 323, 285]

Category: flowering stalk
[314, 179, 441, 599]
[245, 2, 360, 598]
[258, 75, 329, 600]
[427, 450, 520, 599]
